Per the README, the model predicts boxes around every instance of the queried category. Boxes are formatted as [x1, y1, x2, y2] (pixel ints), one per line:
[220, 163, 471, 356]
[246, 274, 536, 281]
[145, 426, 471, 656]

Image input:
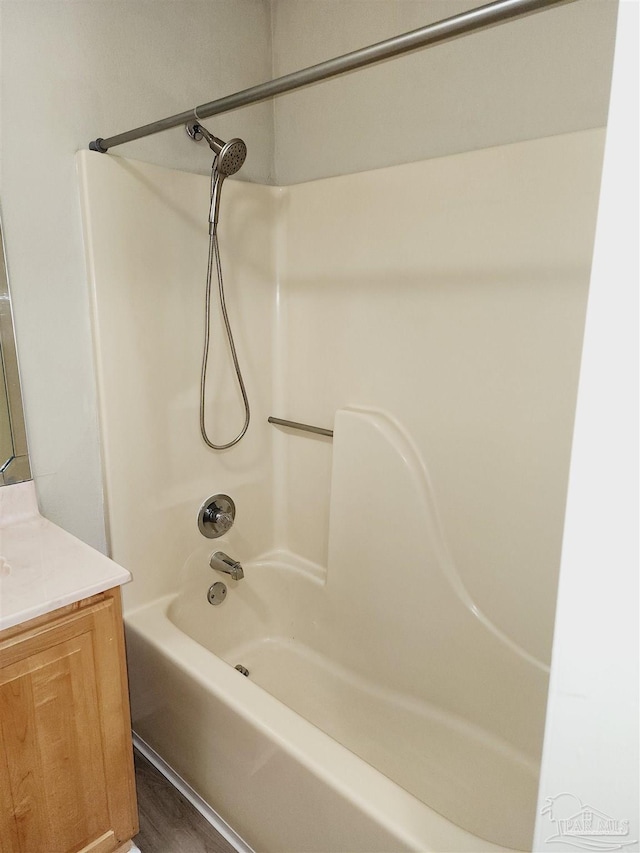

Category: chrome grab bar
[268, 417, 333, 438]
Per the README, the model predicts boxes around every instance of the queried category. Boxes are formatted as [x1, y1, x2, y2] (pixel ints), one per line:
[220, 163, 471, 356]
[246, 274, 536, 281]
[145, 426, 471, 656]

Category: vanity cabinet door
[0, 589, 138, 853]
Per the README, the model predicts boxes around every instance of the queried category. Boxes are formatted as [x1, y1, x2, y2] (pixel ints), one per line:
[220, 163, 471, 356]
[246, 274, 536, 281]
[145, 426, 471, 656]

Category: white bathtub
[126, 548, 539, 853]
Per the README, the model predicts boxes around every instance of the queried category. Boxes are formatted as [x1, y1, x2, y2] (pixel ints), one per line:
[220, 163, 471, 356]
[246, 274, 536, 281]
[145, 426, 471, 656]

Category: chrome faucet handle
[198, 494, 235, 538]
[205, 508, 233, 532]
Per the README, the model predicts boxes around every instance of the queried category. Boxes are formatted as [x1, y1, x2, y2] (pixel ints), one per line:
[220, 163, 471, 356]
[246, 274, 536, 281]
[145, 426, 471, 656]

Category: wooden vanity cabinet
[0, 588, 138, 853]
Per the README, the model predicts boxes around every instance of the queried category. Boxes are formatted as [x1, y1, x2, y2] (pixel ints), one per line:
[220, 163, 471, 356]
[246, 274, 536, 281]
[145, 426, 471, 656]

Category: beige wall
[271, 0, 618, 184]
[0, 0, 273, 549]
[535, 4, 639, 841]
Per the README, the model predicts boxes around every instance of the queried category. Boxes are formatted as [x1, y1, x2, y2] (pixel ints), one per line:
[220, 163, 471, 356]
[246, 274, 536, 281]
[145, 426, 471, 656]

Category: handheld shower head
[186, 121, 247, 231]
[214, 138, 248, 177]
[190, 123, 247, 176]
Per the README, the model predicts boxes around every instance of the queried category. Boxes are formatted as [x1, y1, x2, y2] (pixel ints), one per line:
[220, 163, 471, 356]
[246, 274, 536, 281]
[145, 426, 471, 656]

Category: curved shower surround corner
[78, 127, 605, 852]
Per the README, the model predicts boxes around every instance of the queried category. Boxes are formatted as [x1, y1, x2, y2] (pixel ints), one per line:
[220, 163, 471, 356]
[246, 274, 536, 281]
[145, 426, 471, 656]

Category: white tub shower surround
[78, 128, 605, 852]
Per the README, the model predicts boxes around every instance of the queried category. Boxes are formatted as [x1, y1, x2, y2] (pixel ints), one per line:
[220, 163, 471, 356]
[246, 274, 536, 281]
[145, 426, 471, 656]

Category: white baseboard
[132, 732, 255, 853]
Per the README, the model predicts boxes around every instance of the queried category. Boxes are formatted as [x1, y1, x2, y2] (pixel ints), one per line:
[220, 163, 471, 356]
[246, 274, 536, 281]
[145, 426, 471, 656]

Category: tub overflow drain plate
[207, 582, 227, 605]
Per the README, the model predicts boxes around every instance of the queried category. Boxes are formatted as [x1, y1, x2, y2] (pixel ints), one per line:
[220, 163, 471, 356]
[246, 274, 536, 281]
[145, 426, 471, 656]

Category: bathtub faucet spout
[210, 551, 244, 581]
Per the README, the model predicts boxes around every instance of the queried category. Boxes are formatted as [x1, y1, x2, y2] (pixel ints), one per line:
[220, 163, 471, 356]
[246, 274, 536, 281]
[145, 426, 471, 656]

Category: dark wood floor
[134, 749, 239, 853]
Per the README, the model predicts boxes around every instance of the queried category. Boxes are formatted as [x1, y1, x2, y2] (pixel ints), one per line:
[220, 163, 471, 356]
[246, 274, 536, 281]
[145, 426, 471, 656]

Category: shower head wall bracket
[185, 121, 204, 142]
[185, 121, 247, 176]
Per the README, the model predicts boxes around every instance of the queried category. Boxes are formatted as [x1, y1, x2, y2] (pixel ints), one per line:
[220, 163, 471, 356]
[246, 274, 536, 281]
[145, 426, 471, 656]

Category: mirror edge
[0, 214, 32, 485]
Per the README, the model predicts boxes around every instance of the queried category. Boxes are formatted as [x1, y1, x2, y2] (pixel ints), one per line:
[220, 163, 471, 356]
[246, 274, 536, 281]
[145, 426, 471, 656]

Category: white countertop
[0, 481, 131, 632]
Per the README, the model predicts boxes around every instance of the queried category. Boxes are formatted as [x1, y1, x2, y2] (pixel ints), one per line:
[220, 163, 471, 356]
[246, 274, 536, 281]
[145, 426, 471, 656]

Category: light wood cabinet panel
[0, 589, 138, 853]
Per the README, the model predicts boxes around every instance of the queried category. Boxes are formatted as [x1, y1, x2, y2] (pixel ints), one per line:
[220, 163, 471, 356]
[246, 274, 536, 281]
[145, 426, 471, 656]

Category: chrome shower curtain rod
[89, 0, 574, 154]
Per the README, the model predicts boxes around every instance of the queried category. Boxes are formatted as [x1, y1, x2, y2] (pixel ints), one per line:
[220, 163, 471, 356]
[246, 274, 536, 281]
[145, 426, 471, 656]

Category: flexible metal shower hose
[199, 177, 250, 449]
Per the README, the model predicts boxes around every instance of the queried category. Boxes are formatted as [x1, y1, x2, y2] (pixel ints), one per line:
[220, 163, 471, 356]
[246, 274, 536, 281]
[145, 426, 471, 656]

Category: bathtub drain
[235, 664, 249, 677]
